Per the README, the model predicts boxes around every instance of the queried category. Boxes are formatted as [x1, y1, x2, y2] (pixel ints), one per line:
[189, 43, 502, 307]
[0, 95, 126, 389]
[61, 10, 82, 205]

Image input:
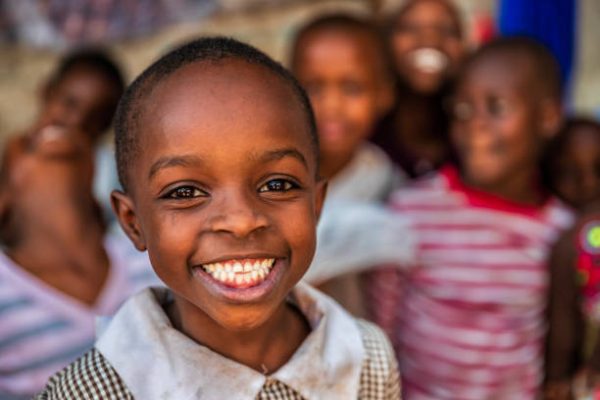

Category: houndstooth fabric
[35, 320, 400, 399]
[35, 349, 133, 400]
[357, 320, 401, 400]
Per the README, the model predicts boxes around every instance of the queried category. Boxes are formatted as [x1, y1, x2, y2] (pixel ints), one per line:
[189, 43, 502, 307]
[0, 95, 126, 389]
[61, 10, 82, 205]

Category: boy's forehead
[399, 0, 461, 25]
[459, 51, 536, 94]
[137, 60, 314, 159]
[296, 28, 387, 76]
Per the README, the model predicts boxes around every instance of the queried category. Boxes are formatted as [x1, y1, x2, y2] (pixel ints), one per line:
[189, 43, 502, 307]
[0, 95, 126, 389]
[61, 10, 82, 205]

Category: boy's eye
[487, 97, 510, 117]
[258, 179, 298, 193]
[452, 101, 473, 121]
[342, 81, 365, 96]
[165, 186, 205, 199]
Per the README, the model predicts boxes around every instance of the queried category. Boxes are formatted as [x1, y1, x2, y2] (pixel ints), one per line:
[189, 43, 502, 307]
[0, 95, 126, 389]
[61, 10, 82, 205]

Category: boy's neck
[463, 166, 545, 206]
[169, 294, 311, 374]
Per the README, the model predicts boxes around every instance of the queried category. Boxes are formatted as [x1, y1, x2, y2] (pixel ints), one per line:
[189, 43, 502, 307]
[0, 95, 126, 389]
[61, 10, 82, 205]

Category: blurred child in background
[371, 0, 466, 178]
[291, 14, 403, 317]
[544, 117, 600, 211]
[368, 37, 573, 399]
[543, 118, 600, 399]
[28, 49, 125, 219]
[0, 50, 157, 398]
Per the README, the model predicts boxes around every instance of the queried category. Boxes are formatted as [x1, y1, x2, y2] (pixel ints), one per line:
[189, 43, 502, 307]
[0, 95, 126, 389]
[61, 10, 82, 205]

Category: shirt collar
[441, 164, 552, 216]
[96, 283, 364, 400]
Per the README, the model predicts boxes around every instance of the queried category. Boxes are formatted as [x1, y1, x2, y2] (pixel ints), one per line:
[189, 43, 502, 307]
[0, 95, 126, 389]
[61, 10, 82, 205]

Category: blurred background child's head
[292, 14, 394, 180]
[450, 37, 562, 201]
[36, 49, 125, 143]
[544, 117, 600, 210]
[388, 0, 465, 95]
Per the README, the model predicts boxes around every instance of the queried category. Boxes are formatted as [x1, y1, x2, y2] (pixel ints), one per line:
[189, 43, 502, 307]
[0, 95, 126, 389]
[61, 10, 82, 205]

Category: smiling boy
[36, 37, 400, 399]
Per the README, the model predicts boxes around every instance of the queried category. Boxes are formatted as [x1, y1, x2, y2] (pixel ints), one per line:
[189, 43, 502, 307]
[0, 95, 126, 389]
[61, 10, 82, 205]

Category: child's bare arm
[545, 228, 584, 391]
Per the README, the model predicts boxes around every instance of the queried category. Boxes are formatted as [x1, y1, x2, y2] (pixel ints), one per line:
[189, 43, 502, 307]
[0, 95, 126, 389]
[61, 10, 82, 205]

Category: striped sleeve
[0, 280, 94, 396]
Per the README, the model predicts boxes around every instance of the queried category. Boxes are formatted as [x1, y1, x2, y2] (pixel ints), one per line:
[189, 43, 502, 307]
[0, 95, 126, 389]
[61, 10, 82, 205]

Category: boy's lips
[191, 256, 286, 303]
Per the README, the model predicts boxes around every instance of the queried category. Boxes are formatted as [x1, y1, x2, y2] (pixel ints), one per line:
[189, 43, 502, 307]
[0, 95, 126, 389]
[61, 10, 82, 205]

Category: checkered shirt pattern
[35, 320, 400, 399]
[35, 349, 133, 400]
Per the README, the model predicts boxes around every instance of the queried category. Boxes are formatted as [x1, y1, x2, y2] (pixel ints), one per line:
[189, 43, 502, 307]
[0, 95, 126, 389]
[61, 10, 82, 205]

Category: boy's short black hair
[49, 48, 125, 98]
[114, 36, 318, 191]
[291, 13, 393, 80]
[459, 36, 562, 100]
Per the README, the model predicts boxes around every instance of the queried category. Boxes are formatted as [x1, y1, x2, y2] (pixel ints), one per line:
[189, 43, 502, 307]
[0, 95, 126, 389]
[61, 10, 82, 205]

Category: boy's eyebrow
[259, 148, 308, 169]
[148, 155, 203, 179]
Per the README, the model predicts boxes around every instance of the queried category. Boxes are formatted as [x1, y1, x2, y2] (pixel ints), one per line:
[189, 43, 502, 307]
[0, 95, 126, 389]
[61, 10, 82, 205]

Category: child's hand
[0, 126, 95, 232]
[27, 125, 93, 160]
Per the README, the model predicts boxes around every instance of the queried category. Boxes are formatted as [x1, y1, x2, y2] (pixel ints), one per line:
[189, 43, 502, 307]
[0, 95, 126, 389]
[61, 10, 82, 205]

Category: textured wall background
[0, 0, 526, 144]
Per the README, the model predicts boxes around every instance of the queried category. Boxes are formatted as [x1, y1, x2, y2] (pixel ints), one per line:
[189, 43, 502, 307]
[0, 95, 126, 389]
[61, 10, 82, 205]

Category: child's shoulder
[327, 142, 404, 203]
[354, 318, 400, 399]
[388, 166, 456, 210]
[301, 285, 400, 398]
[35, 348, 133, 400]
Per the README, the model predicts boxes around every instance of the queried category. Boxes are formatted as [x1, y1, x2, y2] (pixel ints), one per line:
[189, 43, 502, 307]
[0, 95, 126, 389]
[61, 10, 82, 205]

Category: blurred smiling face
[450, 54, 551, 190]
[391, 0, 464, 94]
[39, 66, 120, 140]
[293, 29, 392, 176]
[114, 60, 325, 332]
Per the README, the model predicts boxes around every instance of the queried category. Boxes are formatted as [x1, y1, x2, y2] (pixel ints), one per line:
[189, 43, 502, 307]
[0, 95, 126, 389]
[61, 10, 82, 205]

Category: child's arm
[303, 201, 416, 284]
[545, 228, 585, 397]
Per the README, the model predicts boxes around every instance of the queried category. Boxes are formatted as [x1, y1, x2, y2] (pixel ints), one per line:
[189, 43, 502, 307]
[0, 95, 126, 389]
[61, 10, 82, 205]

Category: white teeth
[201, 258, 276, 287]
[410, 47, 449, 74]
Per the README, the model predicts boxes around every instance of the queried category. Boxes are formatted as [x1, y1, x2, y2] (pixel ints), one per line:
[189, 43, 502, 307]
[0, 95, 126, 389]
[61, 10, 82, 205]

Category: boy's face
[293, 30, 392, 172]
[39, 66, 119, 141]
[391, 0, 464, 94]
[450, 54, 559, 190]
[113, 60, 326, 332]
[553, 126, 600, 209]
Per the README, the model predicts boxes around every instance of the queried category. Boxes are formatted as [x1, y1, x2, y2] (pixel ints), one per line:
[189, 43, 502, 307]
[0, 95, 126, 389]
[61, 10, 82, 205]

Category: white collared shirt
[95, 283, 367, 400]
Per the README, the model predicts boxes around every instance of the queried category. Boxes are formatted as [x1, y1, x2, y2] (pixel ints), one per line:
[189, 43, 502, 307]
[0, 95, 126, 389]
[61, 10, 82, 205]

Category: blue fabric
[498, 0, 576, 96]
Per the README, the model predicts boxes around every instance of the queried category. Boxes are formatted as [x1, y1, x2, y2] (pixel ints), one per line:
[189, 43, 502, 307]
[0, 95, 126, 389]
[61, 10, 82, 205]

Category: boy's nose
[208, 192, 269, 238]
[417, 26, 444, 48]
[320, 87, 343, 114]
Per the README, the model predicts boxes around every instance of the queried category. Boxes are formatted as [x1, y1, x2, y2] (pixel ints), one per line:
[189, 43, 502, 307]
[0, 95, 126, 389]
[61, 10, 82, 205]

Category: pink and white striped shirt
[0, 233, 160, 399]
[368, 165, 574, 400]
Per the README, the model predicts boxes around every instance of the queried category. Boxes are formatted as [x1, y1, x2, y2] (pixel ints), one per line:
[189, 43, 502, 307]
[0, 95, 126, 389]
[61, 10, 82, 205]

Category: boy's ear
[111, 190, 147, 251]
[540, 98, 564, 139]
[314, 179, 328, 221]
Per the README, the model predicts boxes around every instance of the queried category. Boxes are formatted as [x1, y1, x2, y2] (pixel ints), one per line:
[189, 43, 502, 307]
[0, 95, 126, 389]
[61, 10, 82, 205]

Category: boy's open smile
[193, 256, 287, 302]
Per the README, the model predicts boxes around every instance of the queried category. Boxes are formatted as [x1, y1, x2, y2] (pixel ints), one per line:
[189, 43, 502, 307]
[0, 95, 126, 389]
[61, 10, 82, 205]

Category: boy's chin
[462, 168, 506, 191]
[206, 302, 285, 333]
